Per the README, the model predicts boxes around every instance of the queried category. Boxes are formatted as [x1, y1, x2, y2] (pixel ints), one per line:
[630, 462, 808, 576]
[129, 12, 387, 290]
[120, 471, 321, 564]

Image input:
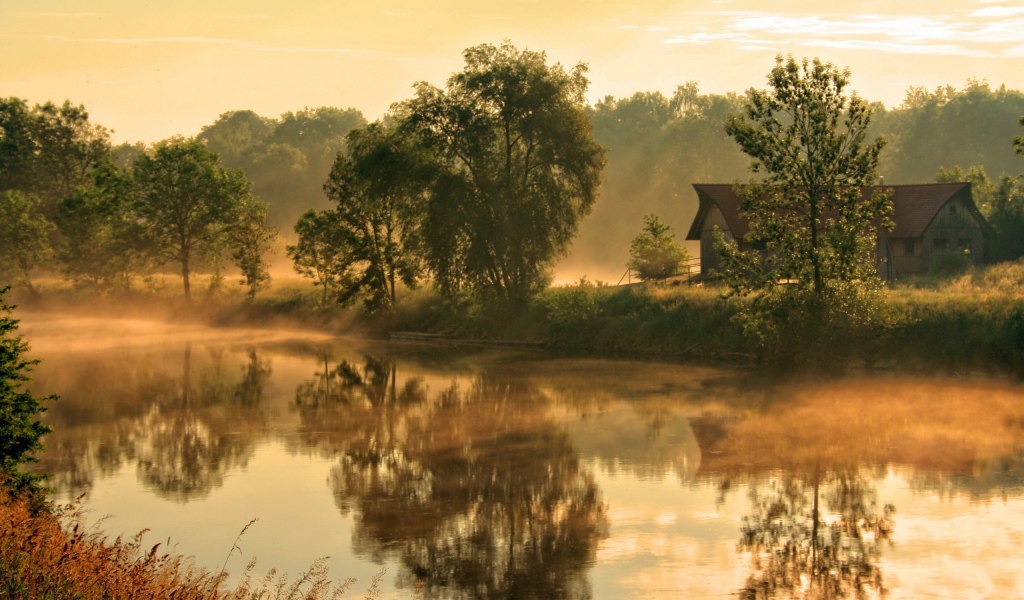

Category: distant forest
[183, 80, 1024, 278]
[4, 79, 1023, 283]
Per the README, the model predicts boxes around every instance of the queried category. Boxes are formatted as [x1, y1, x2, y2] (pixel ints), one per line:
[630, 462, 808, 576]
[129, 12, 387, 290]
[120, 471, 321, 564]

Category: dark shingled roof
[686, 182, 987, 241]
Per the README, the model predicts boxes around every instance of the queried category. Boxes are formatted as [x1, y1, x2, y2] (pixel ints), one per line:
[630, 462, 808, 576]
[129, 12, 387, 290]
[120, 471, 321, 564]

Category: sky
[3, 0, 1023, 143]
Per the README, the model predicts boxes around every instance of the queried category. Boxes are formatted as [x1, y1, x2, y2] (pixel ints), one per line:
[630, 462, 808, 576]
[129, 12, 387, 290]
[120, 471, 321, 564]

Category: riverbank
[10, 262, 1024, 372]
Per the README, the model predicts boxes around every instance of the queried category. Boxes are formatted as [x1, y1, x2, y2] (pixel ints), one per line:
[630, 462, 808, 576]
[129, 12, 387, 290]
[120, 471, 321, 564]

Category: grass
[0, 490, 384, 599]
[12, 259, 1024, 371]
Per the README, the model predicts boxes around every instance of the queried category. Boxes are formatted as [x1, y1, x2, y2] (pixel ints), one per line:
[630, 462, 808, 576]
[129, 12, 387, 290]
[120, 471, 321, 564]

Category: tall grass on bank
[0, 492, 380, 599]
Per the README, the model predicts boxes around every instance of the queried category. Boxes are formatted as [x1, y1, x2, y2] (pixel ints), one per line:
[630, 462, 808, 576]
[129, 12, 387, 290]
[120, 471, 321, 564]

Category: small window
[933, 239, 948, 250]
[902, 240, 916, 256]
[949, 205, 958, 215]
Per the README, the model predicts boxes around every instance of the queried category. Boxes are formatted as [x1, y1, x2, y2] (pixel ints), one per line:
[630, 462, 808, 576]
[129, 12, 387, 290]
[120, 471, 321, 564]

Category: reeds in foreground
[0, 492, 382, 599]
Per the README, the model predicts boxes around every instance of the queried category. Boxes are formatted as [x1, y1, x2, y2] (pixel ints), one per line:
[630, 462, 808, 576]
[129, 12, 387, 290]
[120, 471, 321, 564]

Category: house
[685, 182, 993, 280]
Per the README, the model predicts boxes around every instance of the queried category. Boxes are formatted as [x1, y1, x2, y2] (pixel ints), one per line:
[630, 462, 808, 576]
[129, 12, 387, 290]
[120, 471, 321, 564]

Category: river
[19, 313, 1024, 598]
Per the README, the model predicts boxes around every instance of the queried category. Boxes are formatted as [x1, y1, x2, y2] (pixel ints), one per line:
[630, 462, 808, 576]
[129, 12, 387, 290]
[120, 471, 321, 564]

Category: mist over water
[16, 313, 1024, 598]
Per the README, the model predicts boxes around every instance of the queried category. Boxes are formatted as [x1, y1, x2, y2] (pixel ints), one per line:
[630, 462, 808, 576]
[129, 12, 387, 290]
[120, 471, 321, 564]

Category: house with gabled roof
[685, 182, 993, 280]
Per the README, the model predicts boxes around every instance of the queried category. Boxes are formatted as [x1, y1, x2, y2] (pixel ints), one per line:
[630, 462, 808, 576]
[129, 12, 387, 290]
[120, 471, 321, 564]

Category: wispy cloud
[650, 10, 1024, 59]
[41, 34, 382, 57]
[971, 6, 1024, 17]
[16, 12, 101, 18]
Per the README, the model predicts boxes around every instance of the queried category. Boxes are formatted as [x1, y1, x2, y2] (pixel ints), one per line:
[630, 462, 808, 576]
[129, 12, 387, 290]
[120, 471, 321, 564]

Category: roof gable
[686, 183, 982, 241]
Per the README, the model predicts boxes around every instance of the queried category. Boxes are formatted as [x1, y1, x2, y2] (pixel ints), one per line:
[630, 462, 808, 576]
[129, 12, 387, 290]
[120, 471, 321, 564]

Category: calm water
[19, 313, 1024, 599]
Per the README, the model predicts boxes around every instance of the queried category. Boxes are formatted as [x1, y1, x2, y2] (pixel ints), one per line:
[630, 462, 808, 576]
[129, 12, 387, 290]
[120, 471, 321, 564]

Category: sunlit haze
[3, 0, 1023, 142]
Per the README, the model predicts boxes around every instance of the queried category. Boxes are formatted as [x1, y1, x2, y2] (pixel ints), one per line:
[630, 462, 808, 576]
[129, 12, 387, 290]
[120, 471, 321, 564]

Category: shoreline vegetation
[11, 256, 1024, 374]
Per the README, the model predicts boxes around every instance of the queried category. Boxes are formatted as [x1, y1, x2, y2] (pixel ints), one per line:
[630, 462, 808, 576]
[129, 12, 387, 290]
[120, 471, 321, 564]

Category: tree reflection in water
[737, 468, 894, 599]
[294, 355, 608, 599]
[39, 344, 271, 501]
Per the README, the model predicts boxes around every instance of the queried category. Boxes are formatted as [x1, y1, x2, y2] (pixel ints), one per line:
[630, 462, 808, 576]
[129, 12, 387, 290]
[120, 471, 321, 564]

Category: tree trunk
[181, 255, 191, 302]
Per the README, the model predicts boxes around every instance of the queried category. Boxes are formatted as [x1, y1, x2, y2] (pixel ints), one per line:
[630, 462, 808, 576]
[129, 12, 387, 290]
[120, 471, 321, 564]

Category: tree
[287, 210, 356, 306]
[627, 214, 690, 281]
[0, 98, 110, 215]
[0, 191, 54, 296]
[402, 42, 605, 306]
[55, 159, 148, 291]
[719, 57, 891, 360]
[229, 196, 275, 299]
[322, 122, 431, 309]
[0, 286, 53, 492]
[132, 138, 270, 301]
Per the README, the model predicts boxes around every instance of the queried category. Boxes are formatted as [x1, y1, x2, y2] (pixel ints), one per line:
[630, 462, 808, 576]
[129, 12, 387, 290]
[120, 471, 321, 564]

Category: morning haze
[3, 1, 1024, 598]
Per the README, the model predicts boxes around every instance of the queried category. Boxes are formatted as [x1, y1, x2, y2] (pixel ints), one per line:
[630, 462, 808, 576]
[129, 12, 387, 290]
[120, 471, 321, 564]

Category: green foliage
[0, 97, 110, 216]
[0, 191, 54, 295]
[627, 214, 689, 281]
[322, 122, 431, 310]
[881, 81, 1024, 183]
[132, 138, 271, 301]
[55, 159, 149, 291]
[720, 56, 891, 362]
[198, 107, 367, 230]
[403, 41, 605, 307]
[572, 86, 747, 272]
[0, 287, 53, 492]
[287, 210, 357, 306]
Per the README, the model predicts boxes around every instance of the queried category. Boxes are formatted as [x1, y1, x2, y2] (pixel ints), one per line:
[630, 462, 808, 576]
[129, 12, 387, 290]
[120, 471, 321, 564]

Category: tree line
[2, 44, 1024, 309]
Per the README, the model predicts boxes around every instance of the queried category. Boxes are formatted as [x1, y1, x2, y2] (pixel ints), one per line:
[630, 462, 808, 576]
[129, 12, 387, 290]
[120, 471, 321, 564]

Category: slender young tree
[287, 209, 356, 306]
[719, 56, 892, 359]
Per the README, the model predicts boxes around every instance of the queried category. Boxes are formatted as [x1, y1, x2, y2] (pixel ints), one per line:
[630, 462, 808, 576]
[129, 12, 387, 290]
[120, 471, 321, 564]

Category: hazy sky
[3, 0, 1023, 142]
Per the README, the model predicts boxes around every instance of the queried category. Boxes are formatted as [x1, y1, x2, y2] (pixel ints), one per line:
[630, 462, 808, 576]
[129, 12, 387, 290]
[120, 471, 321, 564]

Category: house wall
[919, 195, 987, 270]
[699, 204, 732, 274]
[880, 191, 987, 278]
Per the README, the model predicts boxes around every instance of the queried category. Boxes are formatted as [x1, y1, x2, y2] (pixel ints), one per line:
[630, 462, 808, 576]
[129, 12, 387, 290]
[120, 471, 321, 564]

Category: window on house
[902, 240, 917, 256]
[933, 238, 948, 250]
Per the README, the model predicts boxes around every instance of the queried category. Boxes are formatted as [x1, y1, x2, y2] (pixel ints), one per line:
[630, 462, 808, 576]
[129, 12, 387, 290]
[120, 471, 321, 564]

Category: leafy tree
[197, 110, 274, 170]
[132, 138, 270, 301]
[55, 160, 148, 291]
[0, 286, 53, 492]
[627, 214, 690, 281]
[229, 196, 275, 299]
[287, 210, 355, 306]
[322, 122, 431, 309]
[0, 98, 110, 215]
[719, 56, 891, 360]
[402, 42, 605, 306]
[0, 191, 54, 296]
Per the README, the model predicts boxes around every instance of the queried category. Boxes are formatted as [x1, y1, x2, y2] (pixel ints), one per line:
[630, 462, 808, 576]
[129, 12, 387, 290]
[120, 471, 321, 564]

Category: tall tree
[132, 138, 269, 301]
[322, 121, 432, 309]
[403, 42, 605, 306]
[0, 286, 54, 492]
[719, 57, 891, 360]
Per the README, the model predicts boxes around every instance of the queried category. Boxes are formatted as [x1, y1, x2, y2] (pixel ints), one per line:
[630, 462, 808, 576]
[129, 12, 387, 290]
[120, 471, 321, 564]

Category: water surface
[21, 313, 1024, 598]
